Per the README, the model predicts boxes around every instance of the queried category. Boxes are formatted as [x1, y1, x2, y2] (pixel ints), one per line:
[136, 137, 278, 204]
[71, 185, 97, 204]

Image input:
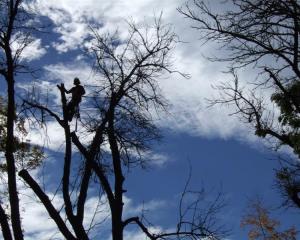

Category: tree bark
[5, 50, 24, 240]
[0, 204, 13, 240]
[108, 110, 124, 240]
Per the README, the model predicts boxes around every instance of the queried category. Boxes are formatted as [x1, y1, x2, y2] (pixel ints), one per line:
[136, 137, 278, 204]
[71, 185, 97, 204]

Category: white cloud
[20, 38, 47, 61]
[147, 153, 169, 167]
[123, 197, 166, 218]
[17, 62, 97, 151]
[28, 0, 257, 143]
[26, 0, 105, 52]
[158, 59, 250, 140]
[19, 184, 167, 240]
[20, 0, 283, 152]
[11, 37, 46, 62]
[123, 227, 165, 240]
[28, 0, 180, 52]
[26, 120, 65, 151]
[22, 0, 253, 143]
[43, 62, 95, 88]
[21, 192, 65, 240]
[0, 170, 65, 240]
[82, 196, 111, 231]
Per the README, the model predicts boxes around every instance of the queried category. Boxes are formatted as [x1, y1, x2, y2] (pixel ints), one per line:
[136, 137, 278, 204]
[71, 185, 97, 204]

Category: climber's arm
[65, 88, 73, 94]
[81, 87, 86, 95]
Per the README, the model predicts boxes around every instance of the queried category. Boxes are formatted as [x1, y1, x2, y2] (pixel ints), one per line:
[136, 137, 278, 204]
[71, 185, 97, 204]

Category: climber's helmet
[74, 77, 80, 85]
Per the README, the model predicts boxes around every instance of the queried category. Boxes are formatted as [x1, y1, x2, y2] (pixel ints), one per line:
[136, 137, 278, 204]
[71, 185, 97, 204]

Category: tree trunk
[112, 211, 123, 240]
[5, 68, 24, 240]
[108, 110, 124, 240]
[59, 85, 89, 240]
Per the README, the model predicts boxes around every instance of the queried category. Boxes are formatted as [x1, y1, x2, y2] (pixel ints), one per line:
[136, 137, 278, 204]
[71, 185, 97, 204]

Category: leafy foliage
[0, 96, 44, 171]
[241, 201, 297, 240]
[271, 81, 300, 155]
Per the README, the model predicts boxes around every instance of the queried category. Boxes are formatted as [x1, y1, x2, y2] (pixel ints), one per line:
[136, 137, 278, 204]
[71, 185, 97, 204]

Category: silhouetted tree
[179, 0, 300, 209]
[0, 0, 43, 239]
[22, 17, 228, 239]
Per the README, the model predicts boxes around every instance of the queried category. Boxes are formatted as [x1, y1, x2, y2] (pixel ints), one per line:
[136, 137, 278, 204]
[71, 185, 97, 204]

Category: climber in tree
[64, 77, 85, 121]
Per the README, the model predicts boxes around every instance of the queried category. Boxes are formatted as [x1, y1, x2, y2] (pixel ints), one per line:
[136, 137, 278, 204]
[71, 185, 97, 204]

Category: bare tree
[0, 0, 44, 239]
[179, 0, 300, 209]
[22, 17, 228, 239]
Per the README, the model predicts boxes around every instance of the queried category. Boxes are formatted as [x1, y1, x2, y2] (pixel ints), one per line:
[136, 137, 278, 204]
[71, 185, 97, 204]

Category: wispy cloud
[11, 37, 46, 62]
[26, 0, 263, 144]
[28, 0, 180, 52]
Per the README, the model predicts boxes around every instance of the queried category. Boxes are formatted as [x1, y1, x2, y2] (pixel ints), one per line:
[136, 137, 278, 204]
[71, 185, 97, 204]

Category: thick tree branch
[71, 132, 115, 209]
[18, 170, 77, 240]
[123, 217, 155, 240]
[0, 204, 12, 240]
[76, 162, 92, 224]
[23, 100, 64, 126]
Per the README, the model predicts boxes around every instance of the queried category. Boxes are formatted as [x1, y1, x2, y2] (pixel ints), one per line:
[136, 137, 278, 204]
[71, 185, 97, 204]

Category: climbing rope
[75, 105, 80, 132]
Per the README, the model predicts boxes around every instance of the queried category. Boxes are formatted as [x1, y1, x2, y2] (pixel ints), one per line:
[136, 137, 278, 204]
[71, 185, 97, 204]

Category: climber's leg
[66, 101, 76, 121]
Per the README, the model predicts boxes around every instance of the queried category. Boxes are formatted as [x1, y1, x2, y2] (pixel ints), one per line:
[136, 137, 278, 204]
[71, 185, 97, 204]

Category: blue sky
[2, 0, 300, 239]
[121, 129, 300, 239]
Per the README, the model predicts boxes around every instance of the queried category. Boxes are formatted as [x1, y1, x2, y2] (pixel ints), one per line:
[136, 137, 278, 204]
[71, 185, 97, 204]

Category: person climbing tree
[64, 77, 85, 121]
